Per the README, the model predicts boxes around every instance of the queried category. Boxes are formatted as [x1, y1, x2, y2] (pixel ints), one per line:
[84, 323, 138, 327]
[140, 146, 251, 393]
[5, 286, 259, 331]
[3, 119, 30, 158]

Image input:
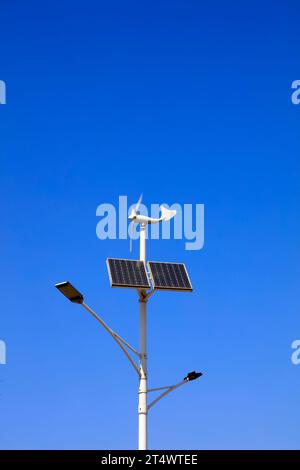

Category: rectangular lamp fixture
[55, 281, 84, 303]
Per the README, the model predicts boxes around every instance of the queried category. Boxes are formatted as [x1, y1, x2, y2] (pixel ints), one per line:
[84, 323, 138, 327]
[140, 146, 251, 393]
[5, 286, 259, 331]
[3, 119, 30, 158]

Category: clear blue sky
[0, 0, 299, 450]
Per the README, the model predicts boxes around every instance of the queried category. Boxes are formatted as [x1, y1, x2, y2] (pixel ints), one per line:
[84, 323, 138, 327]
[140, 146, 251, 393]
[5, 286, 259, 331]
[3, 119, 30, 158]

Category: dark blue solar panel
[107, 258, 150, 289]
[148, 262, 192, 291]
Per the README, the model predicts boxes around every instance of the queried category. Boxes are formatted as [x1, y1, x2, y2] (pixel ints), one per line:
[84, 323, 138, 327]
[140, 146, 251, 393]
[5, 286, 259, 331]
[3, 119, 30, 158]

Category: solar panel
[147, 261, 192, 292]
[107, 258, 150, 289]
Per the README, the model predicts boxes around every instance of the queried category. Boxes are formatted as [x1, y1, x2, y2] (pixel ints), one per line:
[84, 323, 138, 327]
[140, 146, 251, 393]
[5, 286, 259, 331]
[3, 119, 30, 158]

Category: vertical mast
[138, 223, 148, 450]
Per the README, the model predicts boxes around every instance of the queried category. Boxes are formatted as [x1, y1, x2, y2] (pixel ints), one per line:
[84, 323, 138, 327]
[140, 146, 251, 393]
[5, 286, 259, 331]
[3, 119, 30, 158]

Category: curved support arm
[81, 302, 141, 377]
[148, 380, 187, 410]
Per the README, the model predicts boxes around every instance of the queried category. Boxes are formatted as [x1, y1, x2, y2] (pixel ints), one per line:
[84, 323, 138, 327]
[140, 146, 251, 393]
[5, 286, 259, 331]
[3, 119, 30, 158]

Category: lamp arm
[147, 380, 187, 410]
[81, 302, 140, 376]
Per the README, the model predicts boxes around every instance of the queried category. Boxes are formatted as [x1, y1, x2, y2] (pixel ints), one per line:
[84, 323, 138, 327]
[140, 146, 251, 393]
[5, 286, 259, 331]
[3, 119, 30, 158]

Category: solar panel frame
[147, 261, 193, 292]
[106, 258, 151, 289]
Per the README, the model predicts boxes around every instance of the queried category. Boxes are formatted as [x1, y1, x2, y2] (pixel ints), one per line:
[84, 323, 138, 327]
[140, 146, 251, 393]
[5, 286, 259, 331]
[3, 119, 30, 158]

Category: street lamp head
[184, 371, 203, 382]
[55, 281, 84, 304]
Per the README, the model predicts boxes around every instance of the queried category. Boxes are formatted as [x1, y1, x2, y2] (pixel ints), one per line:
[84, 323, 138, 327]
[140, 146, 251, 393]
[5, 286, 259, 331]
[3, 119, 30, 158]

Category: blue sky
[0, 0, 299, 449]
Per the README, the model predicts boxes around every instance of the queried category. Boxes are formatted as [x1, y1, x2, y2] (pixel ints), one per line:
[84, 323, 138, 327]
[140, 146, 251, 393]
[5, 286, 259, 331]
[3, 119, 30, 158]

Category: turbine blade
[129, 222, 134, 253]
[135, 193, 143, 213]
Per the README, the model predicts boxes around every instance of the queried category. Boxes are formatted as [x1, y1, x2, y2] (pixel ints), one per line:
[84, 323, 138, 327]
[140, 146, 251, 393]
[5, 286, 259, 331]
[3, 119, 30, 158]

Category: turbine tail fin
[160, 205, 177, 222]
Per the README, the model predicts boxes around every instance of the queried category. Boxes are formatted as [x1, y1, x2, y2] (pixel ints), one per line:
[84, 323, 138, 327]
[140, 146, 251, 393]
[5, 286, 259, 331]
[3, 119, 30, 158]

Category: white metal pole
[139, 223, 146, 262]
[138, 223, 148, 450]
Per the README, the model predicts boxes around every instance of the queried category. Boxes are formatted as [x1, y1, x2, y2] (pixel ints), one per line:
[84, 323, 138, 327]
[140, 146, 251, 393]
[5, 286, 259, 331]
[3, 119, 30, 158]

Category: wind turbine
[129, 193, 177, 252]
[128, 194, 177, 449]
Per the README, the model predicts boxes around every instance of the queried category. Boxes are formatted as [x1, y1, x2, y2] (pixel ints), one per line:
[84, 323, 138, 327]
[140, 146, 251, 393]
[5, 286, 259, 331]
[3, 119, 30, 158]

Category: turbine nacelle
[129, 209, 176, 225]
[129, 196, 176, 225]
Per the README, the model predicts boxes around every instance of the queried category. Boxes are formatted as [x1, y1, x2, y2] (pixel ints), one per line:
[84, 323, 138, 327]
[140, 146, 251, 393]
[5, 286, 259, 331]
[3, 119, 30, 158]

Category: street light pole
[55, 196, 203, 450]
[138, 223, 148, 450]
